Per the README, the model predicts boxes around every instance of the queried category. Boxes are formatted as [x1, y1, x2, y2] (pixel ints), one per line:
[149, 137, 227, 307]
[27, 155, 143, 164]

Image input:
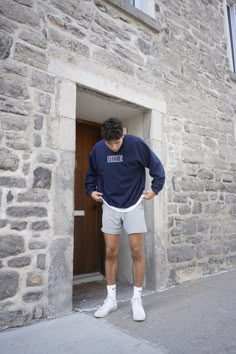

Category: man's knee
[130, 246, 143, 261]
[106, 245, 118, 258]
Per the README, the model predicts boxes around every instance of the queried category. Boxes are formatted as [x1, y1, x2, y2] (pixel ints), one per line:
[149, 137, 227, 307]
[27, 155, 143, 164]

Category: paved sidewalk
[1, 269, 236, 354]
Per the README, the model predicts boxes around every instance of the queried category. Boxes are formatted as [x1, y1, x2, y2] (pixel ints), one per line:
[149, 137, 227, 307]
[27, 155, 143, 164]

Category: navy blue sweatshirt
[85, 135, 165, 208]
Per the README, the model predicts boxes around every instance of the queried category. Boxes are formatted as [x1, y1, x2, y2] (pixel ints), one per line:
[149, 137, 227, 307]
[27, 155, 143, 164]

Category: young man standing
[85, 117, 165, 321]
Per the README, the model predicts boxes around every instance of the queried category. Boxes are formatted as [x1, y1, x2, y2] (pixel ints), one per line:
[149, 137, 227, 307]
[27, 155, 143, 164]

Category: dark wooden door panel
[73, 121, 104, 276]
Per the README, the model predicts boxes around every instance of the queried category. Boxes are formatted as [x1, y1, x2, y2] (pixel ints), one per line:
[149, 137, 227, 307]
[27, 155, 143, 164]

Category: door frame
[47, 55, 167, 316]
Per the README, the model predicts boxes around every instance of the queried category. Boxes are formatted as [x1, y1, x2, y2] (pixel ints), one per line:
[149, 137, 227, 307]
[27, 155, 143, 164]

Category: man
[85, 117, 165, 321]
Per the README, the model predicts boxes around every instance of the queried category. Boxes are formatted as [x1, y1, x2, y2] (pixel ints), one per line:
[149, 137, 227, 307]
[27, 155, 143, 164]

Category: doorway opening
[73, 85, 152, 310]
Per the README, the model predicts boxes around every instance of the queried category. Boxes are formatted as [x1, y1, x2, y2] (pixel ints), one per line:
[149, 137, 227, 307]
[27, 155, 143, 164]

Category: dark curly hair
[101, 117, 123, 141]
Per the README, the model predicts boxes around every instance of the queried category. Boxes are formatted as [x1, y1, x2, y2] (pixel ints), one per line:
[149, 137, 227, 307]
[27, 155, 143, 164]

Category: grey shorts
[101, 201, 147, 235]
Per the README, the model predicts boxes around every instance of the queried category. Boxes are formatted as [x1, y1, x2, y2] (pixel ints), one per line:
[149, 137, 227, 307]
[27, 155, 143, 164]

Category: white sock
[133, 286, 142, 299]
[107, 284, 116, 301]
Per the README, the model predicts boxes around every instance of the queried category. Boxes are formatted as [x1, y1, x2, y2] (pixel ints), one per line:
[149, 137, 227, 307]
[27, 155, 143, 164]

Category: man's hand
[142, 191, 156, 200]
[91, 191, 103, 202]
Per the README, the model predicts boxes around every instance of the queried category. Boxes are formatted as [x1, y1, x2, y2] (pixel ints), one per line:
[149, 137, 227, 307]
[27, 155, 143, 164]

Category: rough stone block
[0, 236, 25, 258]
[94, 13, 130, 41]
[33, 133, 41, 147]
[173, 194, 188, 203]
[0, 75, 29, 99]
[136, 37, 151, 55]
[203, 202, 223, 214]
[0, 271, 19, 300]
[0, 148, 19, 171]
[17, 191, 49, 202]
[222, 172, 233, 183]
[6, 206, 47, 218]
[14, 43, 47, 70]
[226, 184, 236, 193]
[205, 181, 226, 192]
[51, 0, 94, 28]
[37, 254, 46, 270]
[192, 201, 202, 214]
[7, 190, 14, 203]
[179, 204, 191, 215]
[47, 14, 86, 39]
[0, 309, 28, 330]
[22, 162, 30, 175]
[0, 176, 26, 188]
[196, 219, 210, 232]
[93, 49, 134, 75]
[112, 43, 144, 66]
[182, 148, 203, 164]
[8, 256, 31, 267]
[10, 221, 27, 231]
[0, 16, 18, 34]
[0, 219, 8, 228]
[0, 115, 28, 131]
[33, 167, 52, 189]
[31, 220, 50, 231]
[0, 0, 40, 27]
[37, 151, 57, 164]
[31, 70, 54, 93]
[28, 241, 47, 250]
[19, 29, 47, 49]
[0, 33, 13, 59]
[22, 291, 43, 302]
[167, 245, 195, 263]
[181, 177, 204, 192]
[182, 219, 197, 235]
[171, 227, 181, 236]
[230, 205, 236, 215]
[14, 0, 33, 6]
[196, 243, 223, 259]
[36, 92, 51, 114]
[175, 266, 203, 283]
[34, 113, 44, 130]
[26, 273, 43, 287]
[49, 29, 89, 57]
[6, 138, 30, 151]
[0, 96, 30, 116]
[2, 61, 27, 76]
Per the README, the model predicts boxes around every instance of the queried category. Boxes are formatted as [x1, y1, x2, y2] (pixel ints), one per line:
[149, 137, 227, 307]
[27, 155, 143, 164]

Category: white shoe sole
[94, 305, 117, 318]
[133, 314, 146, 321]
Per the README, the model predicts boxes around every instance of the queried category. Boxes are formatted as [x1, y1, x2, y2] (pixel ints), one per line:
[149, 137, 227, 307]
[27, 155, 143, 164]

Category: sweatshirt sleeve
[85, 150, 97, 196]
[138, 140, 165, 194]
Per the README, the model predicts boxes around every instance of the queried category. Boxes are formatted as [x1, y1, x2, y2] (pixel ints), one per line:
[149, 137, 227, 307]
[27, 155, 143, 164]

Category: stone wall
[0, 0, 236, 329]
[156, 0, 236, 284]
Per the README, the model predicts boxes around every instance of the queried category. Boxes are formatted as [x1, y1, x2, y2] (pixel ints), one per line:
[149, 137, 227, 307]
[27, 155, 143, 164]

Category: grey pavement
[1, 269, 236, 354]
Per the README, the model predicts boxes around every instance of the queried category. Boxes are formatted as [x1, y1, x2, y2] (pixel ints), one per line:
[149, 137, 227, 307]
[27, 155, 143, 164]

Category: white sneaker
[131, 297, 146, 321]
[94, 297, 117, 318]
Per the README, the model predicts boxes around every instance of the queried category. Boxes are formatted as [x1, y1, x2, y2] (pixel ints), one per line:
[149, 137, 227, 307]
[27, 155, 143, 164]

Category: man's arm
[139, 141, 165, 196]
[85, 152, 97, 196]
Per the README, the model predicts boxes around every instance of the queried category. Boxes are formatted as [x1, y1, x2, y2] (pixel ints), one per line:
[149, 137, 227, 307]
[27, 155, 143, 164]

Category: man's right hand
[91, 191, 103, 202]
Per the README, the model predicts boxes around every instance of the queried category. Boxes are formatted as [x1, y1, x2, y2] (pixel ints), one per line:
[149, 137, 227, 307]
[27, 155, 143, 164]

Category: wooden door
[73, 120, 105, 276]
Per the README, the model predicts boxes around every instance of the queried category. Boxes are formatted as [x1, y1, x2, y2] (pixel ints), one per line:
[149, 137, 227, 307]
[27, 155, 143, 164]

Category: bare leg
[104, 233, 119, 285]
[94, 233, 119, 318]
[129, 233, 145, 287]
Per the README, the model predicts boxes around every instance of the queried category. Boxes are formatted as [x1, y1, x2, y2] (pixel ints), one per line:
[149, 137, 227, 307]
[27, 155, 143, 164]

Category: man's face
[105, 136, 124, 153]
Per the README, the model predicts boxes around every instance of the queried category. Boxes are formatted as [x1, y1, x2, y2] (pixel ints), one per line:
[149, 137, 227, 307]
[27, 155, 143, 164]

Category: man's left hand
[142, 191, 156, 200]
